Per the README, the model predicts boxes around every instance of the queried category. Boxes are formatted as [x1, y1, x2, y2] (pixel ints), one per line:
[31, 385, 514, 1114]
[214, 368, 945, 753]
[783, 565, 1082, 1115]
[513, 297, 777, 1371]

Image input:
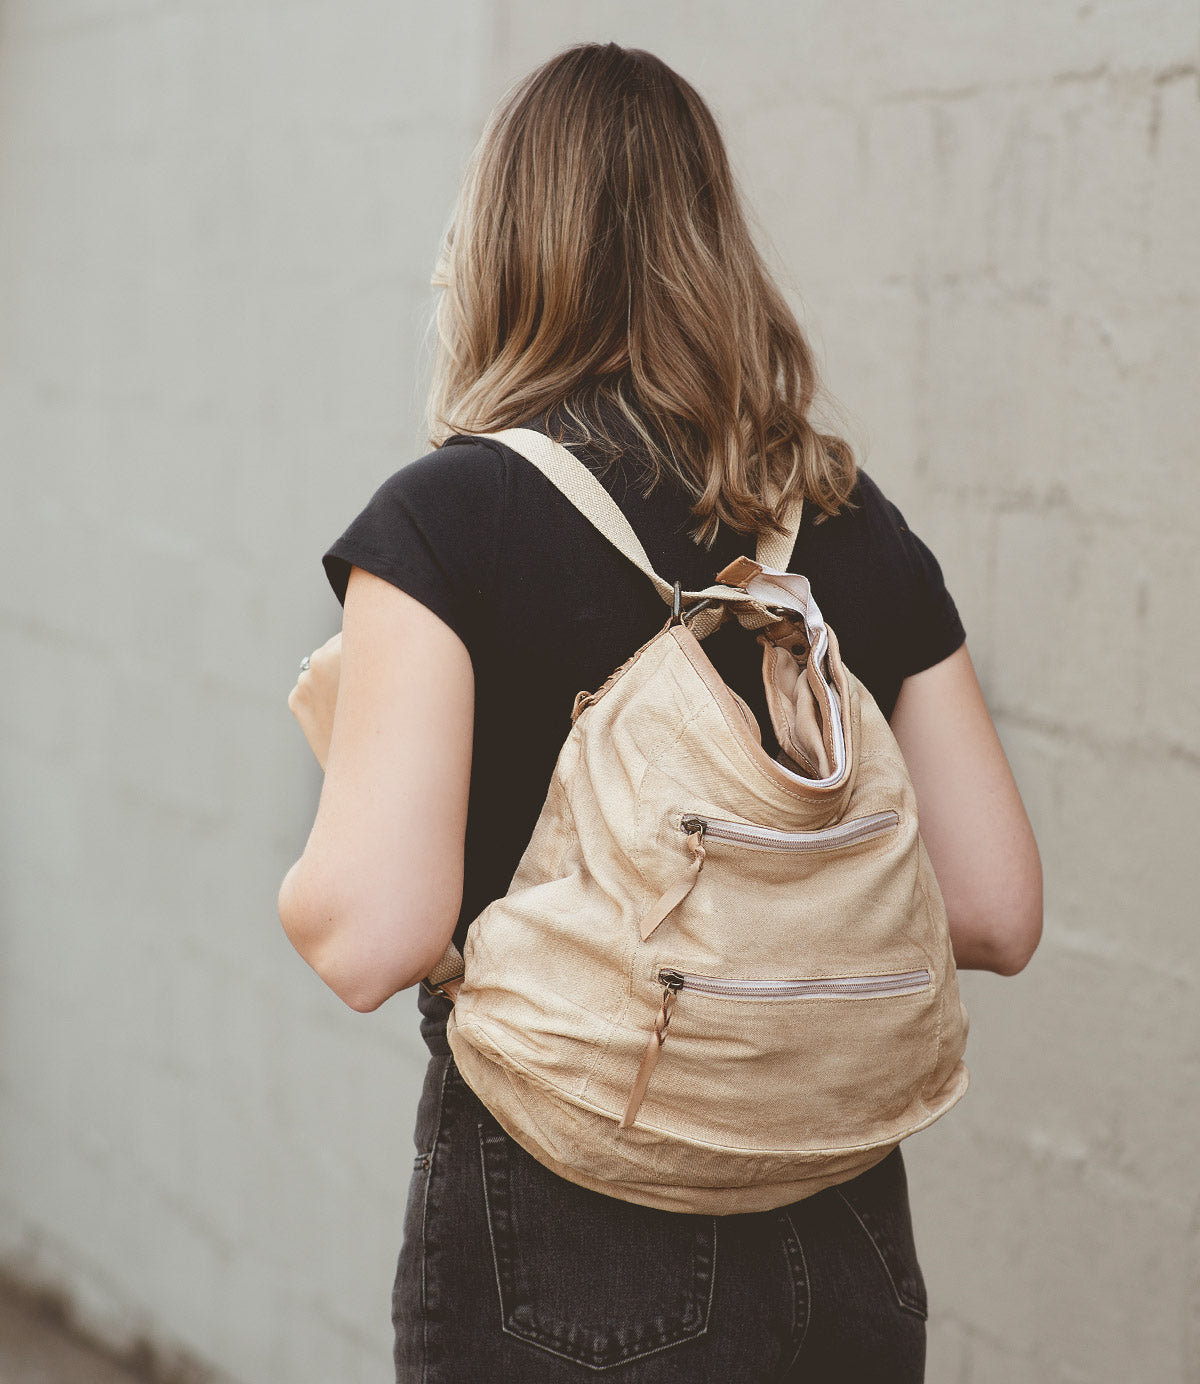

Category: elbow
[1006, 903, 1044, 975]
[948, 869, 1044, 977]
[292, 924, 420, 1014]
[334, 977, 395, 1014]
[997, 857, 1044, 975]
[950, 911, 1042, 976]
[988, 918, 1042, 976]
[323, 942, 451, 1013]
[277, 867, 448, 1012]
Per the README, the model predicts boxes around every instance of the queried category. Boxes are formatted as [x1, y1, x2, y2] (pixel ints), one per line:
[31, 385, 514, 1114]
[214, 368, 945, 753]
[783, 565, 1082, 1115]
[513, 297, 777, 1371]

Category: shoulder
[340, 438, 514, 557]
[848, 467, 890, 514]
[799, 466, 916, 566]
[815, 468, 942, 572]
[831, 467, 908, 538]
[365, 437, 511, 515]
[795, 465, 964, 694]
[321, 438, 511, 615]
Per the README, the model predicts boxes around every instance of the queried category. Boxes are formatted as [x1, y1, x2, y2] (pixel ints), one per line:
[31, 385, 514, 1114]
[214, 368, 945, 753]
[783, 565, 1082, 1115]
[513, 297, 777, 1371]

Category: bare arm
[890, 644, 1042, 975]
[277, 566, 474, 1011]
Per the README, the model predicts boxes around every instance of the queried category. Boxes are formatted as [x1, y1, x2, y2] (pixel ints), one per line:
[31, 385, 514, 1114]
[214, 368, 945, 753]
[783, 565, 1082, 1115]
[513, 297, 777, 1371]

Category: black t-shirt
[322, 420, 965, 1044]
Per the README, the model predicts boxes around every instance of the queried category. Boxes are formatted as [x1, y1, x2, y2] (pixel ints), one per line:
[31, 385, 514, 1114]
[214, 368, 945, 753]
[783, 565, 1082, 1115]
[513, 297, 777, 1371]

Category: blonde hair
[427, 42, 856, 546]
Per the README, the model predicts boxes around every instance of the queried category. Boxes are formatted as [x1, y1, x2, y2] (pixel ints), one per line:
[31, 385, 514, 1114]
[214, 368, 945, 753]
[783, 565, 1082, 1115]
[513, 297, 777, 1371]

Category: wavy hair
[427, 43, 856, 546]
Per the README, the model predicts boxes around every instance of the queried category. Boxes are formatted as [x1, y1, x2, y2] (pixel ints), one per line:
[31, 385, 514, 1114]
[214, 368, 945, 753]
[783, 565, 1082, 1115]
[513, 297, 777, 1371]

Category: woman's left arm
[890, 644, 1043, 975]
[278, 565, 474, 1011]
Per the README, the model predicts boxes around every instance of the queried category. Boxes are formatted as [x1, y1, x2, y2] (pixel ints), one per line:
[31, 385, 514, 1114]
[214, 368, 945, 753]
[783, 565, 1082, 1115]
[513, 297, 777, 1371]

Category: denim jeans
[393, 1043, 927, 1383]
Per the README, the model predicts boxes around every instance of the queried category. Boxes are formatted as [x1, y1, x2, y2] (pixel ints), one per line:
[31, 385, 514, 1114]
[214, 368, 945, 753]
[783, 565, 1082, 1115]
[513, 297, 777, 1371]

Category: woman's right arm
[890, 644, 1043, 975]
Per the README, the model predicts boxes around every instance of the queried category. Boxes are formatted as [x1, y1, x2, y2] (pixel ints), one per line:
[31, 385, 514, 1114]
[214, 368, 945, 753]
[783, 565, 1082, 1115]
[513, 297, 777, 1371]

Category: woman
[279, 43, 1042, 1383]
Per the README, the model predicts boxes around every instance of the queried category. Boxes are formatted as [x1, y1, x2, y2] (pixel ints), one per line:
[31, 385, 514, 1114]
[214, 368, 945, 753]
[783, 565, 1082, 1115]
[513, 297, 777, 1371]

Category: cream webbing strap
[480, 427, 804, 638]
[748, 491, 803, 573]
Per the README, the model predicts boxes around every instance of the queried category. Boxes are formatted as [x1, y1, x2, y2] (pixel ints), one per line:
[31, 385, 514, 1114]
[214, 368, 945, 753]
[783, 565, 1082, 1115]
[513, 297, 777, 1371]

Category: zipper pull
[636, 825, 706, 942]
[679, 818, 707, 865]
[620, 975, 682, 1129]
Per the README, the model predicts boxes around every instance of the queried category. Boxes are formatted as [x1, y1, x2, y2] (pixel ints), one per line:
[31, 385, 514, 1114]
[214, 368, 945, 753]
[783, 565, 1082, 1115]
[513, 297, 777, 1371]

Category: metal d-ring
[671, 580, 720, 628]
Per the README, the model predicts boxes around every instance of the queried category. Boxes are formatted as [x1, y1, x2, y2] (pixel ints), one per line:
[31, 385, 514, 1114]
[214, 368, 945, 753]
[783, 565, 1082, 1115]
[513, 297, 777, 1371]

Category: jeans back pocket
[477, 1122, 717, 1369]
[834, 1148, 928, 1318]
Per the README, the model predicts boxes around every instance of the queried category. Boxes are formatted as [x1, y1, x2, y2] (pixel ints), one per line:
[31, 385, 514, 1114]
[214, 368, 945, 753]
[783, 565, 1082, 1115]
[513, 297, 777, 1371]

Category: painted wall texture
[0, 2, 1196, 1382]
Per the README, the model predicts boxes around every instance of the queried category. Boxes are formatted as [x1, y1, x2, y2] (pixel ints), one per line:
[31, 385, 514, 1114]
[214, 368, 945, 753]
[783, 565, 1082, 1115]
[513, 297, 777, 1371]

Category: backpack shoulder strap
[482, 427, 676, 604]
[753, 495, 805, 573]
[479, 426, 804, 600]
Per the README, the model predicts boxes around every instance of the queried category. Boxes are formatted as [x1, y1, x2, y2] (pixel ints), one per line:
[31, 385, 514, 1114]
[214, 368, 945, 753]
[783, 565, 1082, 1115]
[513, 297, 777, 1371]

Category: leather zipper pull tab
[620, 974, 682, 1129]
[638, 827, 705, 941]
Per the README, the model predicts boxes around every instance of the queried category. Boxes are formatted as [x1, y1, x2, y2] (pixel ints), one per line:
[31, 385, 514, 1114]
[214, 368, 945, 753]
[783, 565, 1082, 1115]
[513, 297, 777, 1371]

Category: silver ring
[299, 654, 311, 672]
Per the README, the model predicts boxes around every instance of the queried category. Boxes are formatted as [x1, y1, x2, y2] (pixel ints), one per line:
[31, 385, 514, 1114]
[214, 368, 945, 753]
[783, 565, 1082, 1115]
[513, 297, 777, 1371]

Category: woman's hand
[287, 632, 342, 771]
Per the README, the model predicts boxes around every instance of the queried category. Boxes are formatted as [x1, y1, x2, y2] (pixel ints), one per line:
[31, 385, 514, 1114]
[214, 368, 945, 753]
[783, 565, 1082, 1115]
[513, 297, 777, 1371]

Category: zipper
[654, 966, 931, 1000]
[621, 964, 931, 1128]
[639, 810, 901, 945]
[679, 810, 899, 853]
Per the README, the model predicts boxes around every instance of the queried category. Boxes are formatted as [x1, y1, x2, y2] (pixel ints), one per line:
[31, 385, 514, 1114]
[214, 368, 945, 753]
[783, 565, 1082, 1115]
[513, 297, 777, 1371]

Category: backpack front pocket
[620, 963, 936, 1141]
[639, 810, 901, 941]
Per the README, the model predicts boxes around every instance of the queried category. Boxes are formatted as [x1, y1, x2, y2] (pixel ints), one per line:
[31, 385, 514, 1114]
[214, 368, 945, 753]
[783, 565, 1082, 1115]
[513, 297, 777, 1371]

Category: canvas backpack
[420, 427, 969, 1215]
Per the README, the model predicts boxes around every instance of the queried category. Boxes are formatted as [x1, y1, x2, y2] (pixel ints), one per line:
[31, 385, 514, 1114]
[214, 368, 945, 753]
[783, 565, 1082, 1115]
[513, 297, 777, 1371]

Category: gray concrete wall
[0, 3, 495, 1379]
[1, 3, 1196, 1382]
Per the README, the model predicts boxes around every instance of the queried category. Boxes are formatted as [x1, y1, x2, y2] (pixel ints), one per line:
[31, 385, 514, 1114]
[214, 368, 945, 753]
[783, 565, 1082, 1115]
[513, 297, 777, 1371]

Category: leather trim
[714, 555, 762, 589]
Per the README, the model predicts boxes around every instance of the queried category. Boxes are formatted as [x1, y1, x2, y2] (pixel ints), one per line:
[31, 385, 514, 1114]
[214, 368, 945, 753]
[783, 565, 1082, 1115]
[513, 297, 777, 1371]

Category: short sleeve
[321, 440, 508, 651]
[879, 492, 966, 677]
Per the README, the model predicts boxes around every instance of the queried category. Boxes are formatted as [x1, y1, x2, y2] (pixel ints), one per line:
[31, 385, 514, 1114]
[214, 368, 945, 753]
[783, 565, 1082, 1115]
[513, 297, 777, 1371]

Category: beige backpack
[422, 427, 969, 1215]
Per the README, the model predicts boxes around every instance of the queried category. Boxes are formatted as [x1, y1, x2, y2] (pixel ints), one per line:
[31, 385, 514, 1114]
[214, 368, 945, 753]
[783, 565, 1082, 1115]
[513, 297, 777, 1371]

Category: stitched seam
[834, 1189, 926, 1318]
[915, 863, 946, 1108]
[574, 752, 655, 1107]
[547, 775, 625, 1103]
[703, 1218, 719, 1330]
[576, 621, 671, 716]
[419, 1057, 453, 1384]
[634, 695, 715, 889]
[781, 1210, 811, 1368]
[496, 1328, 705, 1371]
[477, 1120, 513, 1363]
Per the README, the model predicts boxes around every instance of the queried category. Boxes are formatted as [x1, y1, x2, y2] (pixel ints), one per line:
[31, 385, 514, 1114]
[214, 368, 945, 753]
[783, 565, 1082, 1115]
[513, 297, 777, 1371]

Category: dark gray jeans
[393, 1047, 927, 1383]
